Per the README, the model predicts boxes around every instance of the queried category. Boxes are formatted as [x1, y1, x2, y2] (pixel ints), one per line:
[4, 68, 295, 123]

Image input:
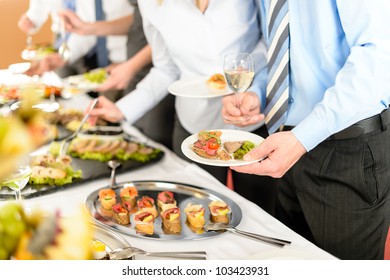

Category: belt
[280, 108, 390, 140]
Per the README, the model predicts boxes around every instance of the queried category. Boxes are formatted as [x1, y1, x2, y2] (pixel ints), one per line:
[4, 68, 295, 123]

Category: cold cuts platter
[85, 180, 242, 241]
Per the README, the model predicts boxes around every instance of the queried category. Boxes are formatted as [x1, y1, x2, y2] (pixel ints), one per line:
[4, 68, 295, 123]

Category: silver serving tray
[85, 180, 242, 240]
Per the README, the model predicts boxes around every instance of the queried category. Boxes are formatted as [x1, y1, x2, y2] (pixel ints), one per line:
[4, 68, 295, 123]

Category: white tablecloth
[1, 86, 337, 260]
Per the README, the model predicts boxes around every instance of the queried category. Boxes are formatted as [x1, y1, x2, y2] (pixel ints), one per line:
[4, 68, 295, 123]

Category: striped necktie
[95, 0, 109, 67]
[264, 0, 290, 134]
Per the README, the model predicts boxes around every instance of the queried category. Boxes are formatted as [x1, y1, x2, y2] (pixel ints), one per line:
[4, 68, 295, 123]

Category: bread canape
[209, 200, 231, 224]
[157, 190, 176, 209]
[191, 130, 231, 161]
[137, 196, 158, 218]
[206, 73, 227, 91]
[112, 203, 131, 225]
[98, 189, 116, 210]
[134, 209, 155, 235]
[120, 184, 138, 209]
[160, 204, 181, 234]
[184, 203, 205, 228]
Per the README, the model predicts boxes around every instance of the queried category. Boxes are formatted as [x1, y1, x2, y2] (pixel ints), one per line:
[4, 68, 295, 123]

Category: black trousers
[172, 115, 278, 216]
[276, 127, 390, 259]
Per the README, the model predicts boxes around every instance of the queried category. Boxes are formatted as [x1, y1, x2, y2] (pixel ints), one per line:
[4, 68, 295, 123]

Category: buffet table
[0, 72, 337, 260]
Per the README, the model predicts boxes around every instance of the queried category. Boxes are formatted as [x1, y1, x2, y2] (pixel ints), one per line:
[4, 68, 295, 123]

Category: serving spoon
[204, 223, 291, 248]
[107, 160, 121, 189]
[58, 18, 71, 61]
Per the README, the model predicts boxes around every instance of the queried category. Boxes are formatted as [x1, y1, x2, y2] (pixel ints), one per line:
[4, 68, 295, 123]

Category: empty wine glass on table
[223, 53, 255, 123]
[1, 165, 32, 201]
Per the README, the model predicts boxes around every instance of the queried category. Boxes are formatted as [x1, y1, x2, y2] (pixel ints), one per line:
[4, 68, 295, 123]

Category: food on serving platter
[90, 239, 107, 260]
[184, 203, 205, 228]
[120, 184, 138, 208]
[134, 209, 155, 235]
[62, 137, 161, 163]
[191, 130, 256, 161]
[0, 85, 20, 102]
[209, 200, 231, 224]
[206, 73, 227, 91]
[28, 154, 82, 186]
[0, 202, 94, 260]
[157, 190, 176, 209]
[191, 130, 230, 160]
[160, 204, 181, 234]
[137, 196, 158, 218]
[45, 107, 108, 129]
[112, 203, 131, 225]
[223, 140, 255, 160]
[99, 188, 117, 210]
[83, 68, 107, 84]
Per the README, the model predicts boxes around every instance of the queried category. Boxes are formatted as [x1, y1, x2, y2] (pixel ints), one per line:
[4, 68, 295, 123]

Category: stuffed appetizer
[137, 196, 158, 218]
[184, 203, 205, 228]
[134, 209, 155, 235]
[209, 200, 231, 224]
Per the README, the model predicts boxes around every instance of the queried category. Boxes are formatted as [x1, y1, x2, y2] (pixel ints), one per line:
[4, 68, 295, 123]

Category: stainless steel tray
[85, 180, 242, 240]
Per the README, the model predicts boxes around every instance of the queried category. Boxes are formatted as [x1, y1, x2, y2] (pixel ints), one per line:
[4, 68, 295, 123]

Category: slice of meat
[223, 141, 244, 154]
[138, 147, 154, 155]
[125, 142, 139, 154]
[191, 146, 218, 160]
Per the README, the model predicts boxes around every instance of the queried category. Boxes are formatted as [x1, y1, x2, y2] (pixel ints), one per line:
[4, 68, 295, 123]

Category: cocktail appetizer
[120, 184, 138, 209]
[98, 189, 116, 210]
[134, 209, 155, 235]
[209, 200, 231, 224]
[160, 204, 181, 234]
[137, 196, 158, 218]
[157, 190, 176, 209]
[112, 203, 130, 225]
[184, 203, 205, 228]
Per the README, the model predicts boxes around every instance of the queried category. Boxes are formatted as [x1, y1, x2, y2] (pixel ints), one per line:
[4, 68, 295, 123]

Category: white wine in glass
[223, 53, 255, 122]
[1, 165, 32, 201]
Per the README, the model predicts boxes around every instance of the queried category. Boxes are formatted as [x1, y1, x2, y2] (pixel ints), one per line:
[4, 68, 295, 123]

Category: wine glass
[223, 53, 255, 123]
[1, 165, 32, 201]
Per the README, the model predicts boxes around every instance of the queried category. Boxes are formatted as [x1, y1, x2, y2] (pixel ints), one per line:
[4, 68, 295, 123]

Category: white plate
[181, 129, 264, 167]
[8, 62, 31, 74]
[168, 76, 231, 98]
[63, 68, 106, 92]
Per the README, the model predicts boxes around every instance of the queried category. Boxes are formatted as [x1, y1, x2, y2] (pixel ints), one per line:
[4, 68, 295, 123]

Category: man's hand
[17, 14, 36, 34]
[59, 10, 93, 35]
[231, 131, 307, 178]
[222, 91, 264, 127]
[24, 54, 66, 76]
[96, 61, 135, 91]
[87, 96, 125, 125]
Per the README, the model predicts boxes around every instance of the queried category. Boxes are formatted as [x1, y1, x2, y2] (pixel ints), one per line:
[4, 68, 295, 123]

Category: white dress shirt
[117, 0, 267, 133]
[25, 0, 134, 64]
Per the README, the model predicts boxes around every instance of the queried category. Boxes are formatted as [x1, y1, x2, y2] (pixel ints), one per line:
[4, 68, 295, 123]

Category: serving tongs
[107, 246, 207, 260]
[204, 223, 291, 248]
[59, 98, 99, 156]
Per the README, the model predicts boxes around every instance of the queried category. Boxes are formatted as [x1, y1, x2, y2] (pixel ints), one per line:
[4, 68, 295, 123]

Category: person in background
[59, 0, 175, 149]
[17, 0, 133, 80]
[83, 0, 278, 215]
[222, 0, 390, 259]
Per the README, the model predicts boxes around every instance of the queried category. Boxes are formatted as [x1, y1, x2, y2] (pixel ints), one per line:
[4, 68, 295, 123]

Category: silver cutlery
[107, 160, 121, 189]
[58, 18, 71, 61]
[204, 223, 291, 248]
[108, 246, 207, 260]
[59, 98, 98, 156]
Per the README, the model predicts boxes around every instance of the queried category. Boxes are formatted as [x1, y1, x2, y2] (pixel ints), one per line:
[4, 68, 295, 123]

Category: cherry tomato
[207, 139, 220, 150]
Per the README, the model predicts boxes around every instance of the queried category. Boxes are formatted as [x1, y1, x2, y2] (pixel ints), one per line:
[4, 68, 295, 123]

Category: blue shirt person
[222, 0, 390, 259]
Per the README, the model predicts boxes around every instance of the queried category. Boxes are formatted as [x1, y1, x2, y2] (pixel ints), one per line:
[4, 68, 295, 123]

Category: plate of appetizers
[64, 68, 108, 92]
[168, 75, 231, 98]
[181, 129, 264, 167]
[84, 180, 242, 241]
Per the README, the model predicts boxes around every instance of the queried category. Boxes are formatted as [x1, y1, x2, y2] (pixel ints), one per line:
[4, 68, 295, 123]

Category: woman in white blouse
[89, 0, 277, 214]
